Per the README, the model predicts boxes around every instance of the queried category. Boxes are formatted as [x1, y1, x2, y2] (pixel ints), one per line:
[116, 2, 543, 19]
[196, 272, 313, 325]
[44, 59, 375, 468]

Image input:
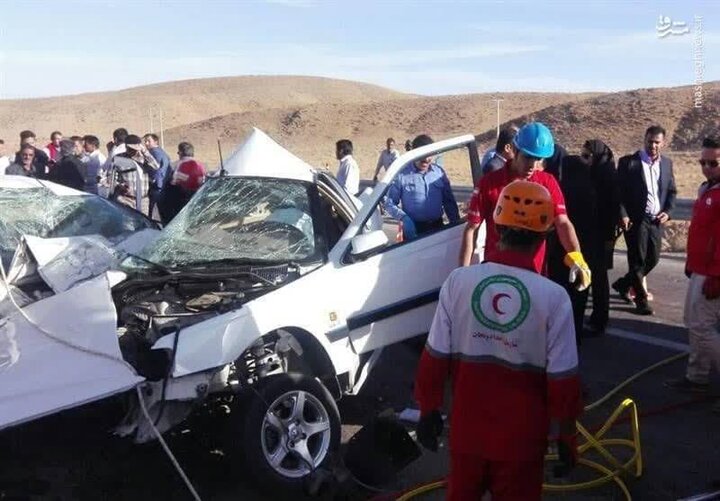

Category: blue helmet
[513, 122, 555, 159]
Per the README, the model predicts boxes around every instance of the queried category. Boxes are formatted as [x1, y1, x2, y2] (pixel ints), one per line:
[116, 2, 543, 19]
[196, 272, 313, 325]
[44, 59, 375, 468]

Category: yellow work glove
[564, 251, 592, 291]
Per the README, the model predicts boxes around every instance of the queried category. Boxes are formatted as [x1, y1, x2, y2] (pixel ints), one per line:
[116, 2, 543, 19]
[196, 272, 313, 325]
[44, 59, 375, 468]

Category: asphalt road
[1, 253, 718, 500]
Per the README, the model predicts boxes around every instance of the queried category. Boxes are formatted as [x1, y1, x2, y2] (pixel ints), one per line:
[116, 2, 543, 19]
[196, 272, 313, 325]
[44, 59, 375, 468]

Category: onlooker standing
[665, 137, 720, 410]
[373, 137, 399, 182]
[143, 133, 172, 219]
[581, 140, 621, 334]
[159, 142, 205, 224]
[14, 130, 49, 177]
[108, 134, 159, 211]
[335, 139, 359, 195]
[70, 135, 87, 161]
[385, 134, 460, 240]
[49, 139, 86, 191]
[550, 140, 620, 339]
[6, 145, 40, 177]
[0, 139, 11, 174]
[482, 127, 517, 174]
[103, 127, 129, 173]
[45, 131, 63, 163]
[83, 135, 107, 194]
[613, 125, 676, 315]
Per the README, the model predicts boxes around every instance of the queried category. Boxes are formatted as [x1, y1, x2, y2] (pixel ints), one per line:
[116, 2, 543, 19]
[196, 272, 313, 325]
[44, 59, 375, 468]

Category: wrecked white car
[0, 176, 158, 270]
[0, 129, 484, 490]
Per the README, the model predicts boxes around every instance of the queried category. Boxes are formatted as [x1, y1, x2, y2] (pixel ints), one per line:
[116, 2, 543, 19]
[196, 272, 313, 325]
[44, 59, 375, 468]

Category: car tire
[239, 373, 340, 491]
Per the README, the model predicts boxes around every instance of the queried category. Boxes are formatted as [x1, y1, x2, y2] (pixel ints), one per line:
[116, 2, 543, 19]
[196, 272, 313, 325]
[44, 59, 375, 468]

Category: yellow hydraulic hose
[395, 351, 690, 501]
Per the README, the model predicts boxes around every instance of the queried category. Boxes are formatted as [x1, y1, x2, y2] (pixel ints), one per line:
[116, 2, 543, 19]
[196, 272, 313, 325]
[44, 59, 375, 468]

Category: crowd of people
[0, 128, 206, 225]
[351, 124, 680, 331]
[400, 123, 718, 498]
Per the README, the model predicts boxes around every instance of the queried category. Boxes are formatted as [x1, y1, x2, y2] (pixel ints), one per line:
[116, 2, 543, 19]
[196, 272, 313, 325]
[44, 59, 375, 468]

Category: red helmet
[173, 159, 205, 192]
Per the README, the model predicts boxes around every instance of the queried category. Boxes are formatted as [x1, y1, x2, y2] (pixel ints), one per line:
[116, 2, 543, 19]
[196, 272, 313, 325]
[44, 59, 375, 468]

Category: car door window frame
[335, 136, 480, 265]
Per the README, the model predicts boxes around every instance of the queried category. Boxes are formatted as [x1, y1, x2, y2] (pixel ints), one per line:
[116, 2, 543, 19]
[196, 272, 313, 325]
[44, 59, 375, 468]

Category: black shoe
[584, 322, 606, 337]
[664, 377, 709, 393]
[634, 299, 654, 315]
[612, 279, 632, 303]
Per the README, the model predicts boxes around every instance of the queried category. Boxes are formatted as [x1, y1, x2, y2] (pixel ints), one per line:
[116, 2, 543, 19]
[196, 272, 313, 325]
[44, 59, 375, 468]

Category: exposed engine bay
[112, 263, 300, 380]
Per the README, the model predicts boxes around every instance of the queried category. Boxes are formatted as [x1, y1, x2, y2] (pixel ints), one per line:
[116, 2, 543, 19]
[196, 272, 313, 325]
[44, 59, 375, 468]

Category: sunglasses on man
[699, 159, 719, 168]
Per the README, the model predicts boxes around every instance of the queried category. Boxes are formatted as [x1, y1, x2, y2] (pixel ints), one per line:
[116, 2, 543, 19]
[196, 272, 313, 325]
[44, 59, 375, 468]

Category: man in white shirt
[335, 139, 359, 195]
[82, 135, 107, 194]
[373, 137, 399, 182]
[102, 127, 128, 174]
[0, 140, 11, 174]
[614, 125, 676, 315]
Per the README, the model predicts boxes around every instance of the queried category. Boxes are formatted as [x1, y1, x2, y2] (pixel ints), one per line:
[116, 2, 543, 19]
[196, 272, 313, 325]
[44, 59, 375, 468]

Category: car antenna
[217, 139, 227, 176]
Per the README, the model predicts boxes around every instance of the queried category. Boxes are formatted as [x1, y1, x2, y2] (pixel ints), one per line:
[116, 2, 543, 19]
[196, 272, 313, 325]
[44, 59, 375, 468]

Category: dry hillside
[0, 76, 411, 149]
[2, 75, 714, 198]
[163, 91, 601, 171]
[474, 83, 720, 156]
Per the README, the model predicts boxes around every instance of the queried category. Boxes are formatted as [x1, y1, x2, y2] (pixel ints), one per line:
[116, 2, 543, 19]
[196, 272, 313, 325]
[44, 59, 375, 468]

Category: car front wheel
[241, 374, 340, 489]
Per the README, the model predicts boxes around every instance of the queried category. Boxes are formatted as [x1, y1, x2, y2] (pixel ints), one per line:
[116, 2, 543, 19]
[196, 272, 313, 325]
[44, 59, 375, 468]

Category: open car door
[323, 135, 485, 354]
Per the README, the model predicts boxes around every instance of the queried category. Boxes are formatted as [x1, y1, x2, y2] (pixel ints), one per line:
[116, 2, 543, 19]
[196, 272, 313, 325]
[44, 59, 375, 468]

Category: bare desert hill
[474, 82, 720, 156]
[0, 75, 412, 148]
[2, 76, 713, 198]
[163, 91, 601, 171]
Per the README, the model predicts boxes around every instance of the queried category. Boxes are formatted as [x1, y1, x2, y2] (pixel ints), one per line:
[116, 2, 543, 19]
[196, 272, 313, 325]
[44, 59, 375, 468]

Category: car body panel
[149, 133, 484, 380]
[0, 273, 143, 431]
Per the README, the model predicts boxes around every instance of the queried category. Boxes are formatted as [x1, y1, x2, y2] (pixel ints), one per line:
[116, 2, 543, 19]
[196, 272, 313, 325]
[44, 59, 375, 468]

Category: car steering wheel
[242, 220, 310, 248]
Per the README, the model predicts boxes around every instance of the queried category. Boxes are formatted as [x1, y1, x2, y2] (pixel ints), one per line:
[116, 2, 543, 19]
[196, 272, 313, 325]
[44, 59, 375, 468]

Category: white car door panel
[343, 223, 464, 352]
[324, 135, 485, 353]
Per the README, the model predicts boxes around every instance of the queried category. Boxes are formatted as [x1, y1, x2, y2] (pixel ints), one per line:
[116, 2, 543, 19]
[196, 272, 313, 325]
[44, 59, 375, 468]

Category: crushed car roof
[220, 128, 316, 183]
[0, 175, 87, 196]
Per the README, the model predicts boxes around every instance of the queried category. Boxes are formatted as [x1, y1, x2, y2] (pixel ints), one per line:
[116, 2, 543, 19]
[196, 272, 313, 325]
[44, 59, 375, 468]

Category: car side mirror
[350, 230, 389, 261]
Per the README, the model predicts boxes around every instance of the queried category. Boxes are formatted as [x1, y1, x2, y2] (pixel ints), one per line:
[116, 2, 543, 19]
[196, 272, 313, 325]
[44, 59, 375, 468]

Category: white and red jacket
[687, 182, 720, 277]
[415, 258, 582, 460]
[45, 143, 59, 162]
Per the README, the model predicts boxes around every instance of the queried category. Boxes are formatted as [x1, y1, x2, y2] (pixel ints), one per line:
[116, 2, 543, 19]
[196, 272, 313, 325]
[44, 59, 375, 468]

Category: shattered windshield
[138, 177, 320, 267]
[0, 187, 155, 268]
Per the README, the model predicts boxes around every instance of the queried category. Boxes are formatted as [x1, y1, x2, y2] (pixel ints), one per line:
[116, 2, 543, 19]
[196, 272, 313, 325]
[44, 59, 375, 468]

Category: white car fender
[151, 263, 355, 379]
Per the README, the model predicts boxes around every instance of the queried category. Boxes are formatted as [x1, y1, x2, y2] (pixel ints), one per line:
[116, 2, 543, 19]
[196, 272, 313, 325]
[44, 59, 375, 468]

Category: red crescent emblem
[492, 293, 511, 315]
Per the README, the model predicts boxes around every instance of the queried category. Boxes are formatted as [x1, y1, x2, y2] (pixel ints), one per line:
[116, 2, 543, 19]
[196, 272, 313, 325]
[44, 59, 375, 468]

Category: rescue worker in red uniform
[459, 122, 591, 291]
[415, 180, 583, 500]
[665, 137, 720, 412]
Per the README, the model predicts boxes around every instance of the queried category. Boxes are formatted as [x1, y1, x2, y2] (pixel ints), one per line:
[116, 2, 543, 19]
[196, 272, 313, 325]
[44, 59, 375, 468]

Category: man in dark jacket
[14, 130, 49, 177]
[143, 133, 172, 219]
[48, 139, 86, 191]
[613, 125, 676, 315]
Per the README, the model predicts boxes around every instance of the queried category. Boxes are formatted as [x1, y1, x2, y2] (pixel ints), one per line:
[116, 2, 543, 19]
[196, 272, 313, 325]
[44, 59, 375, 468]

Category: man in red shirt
[666, 137, 720, 410]
[459, 122, 591, 290]
[158, 141, 206, 224]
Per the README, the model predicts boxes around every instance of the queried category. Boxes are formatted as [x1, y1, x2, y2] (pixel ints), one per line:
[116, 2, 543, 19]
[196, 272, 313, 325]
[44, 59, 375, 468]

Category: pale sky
[0, 0, 717, 98]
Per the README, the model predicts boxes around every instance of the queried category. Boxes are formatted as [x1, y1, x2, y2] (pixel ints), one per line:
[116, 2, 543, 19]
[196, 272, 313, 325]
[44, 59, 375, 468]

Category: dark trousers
[415, 218, 444, 235]
[588, 252, 610, 328]
[617, 217, 661, 301]
[547, 232, 609, 341]
[547, 233, 584, 343]
[148, 187, 160, 219]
